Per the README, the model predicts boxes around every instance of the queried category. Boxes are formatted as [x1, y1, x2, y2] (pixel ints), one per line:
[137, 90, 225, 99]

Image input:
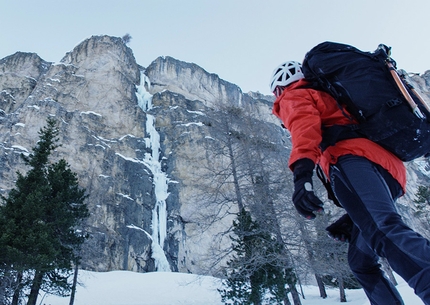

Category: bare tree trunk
[11, 271, 23, 305]
[289, 284, 302, 305]
[0, 272, 8, 305]
[226, 135, 244, 211]
[338, 277, 347, 302]
[283, 295, 292, 305]
[315, 274, 327, 298]
[0, 281, 5, 305]
[296, 275, 305, 299]
[26, 270, 43, 305]
[69, 264, 79, 305]
[250, 278, 262, 305]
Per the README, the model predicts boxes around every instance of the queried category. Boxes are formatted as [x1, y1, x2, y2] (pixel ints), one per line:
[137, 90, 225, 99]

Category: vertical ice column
[136, 72, 171, 272]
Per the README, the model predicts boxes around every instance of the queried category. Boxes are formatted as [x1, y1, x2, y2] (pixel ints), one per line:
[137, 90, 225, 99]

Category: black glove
[326, 213, 353, 242]
[292, 158, 324, 219]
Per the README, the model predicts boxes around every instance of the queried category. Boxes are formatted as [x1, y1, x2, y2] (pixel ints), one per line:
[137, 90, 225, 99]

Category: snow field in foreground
[42, 270, 423, 305]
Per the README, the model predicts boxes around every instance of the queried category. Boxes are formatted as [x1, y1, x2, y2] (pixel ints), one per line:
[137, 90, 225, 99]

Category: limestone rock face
[145, 56, 243, 109]
[0, 36, 153, 272]
[0, 52, 49, 113]
[1, 35, 429, 275]
[0, 35, 284, 274]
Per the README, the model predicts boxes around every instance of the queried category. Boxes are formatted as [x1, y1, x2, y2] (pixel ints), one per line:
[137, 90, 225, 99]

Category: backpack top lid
[301, 41, 398, 122]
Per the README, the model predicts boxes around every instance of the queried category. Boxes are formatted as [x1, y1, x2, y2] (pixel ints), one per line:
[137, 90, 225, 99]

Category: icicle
[135, 71, 171, 272]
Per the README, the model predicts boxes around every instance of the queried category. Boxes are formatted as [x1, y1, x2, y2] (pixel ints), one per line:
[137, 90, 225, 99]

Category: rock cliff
[0, 35, 282, 274]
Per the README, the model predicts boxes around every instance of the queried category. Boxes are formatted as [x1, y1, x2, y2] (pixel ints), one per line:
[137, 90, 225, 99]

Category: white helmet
[269, 61, 304, 93]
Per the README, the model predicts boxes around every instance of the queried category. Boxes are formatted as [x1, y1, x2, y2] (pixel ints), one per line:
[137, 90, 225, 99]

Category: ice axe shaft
[386, 61, 425, 119]
[411, 87, 430, 113]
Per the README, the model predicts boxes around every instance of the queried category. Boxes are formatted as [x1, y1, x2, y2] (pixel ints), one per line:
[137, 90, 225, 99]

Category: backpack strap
[316, 164, 342, 207]
[319, 124, 363, 152]
[296, 83, 365, 152]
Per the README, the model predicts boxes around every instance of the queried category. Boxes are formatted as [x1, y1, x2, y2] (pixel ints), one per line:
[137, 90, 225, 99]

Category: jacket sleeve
[273, 87, 323, 170]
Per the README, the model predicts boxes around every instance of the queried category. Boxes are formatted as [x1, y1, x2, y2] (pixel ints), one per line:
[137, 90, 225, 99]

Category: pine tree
[0, 117, 89, 305]
[413, 185, 430, 237]
[122, 33, 132, 45]
[414, 185, 430, 215]
[219, 209, 294, 305]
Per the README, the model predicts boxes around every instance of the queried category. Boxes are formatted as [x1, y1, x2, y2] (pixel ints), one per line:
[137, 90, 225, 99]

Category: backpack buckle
[386, 98, 401, 108]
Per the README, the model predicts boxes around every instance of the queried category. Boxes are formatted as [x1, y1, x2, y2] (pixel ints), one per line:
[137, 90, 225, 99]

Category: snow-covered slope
[42, 270, 423, 305]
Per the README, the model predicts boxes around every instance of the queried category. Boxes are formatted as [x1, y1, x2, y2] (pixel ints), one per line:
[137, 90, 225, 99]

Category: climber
[270, 60, 430, 305]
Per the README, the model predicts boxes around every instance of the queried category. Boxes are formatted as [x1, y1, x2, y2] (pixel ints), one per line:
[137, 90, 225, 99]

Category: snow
[80, 111, 102, 117]
[94, 144, 106, 150]
[41, 270, 423, 305]
[186, 110, 206, 116]
[180, 122, 204, 127]
[116, 193, 135, 201]
[126, 224, 151, 239]
[115, 153, 146, 165]
[11, 145, 29, 153]
[119, 134, 137, 141]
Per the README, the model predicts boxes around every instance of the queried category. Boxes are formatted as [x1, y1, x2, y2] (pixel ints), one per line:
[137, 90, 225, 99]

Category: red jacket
[272, 79, 406, 193]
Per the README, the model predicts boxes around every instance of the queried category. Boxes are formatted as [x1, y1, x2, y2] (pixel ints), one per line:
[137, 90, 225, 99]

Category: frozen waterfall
[136, 72, 171, 272]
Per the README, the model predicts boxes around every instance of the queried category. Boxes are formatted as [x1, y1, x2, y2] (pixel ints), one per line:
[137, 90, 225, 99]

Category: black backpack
[302, 41, 430, 162]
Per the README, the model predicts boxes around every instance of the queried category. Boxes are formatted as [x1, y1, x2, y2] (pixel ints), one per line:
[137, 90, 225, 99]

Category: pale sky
[1, 0, 430, 95]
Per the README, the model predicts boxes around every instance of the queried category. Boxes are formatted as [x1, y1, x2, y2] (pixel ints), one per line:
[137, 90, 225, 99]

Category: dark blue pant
[330, 155, 430, 305]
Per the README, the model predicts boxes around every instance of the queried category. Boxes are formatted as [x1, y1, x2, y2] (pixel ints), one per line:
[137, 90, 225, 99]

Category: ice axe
[378, 44, 427, 119]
